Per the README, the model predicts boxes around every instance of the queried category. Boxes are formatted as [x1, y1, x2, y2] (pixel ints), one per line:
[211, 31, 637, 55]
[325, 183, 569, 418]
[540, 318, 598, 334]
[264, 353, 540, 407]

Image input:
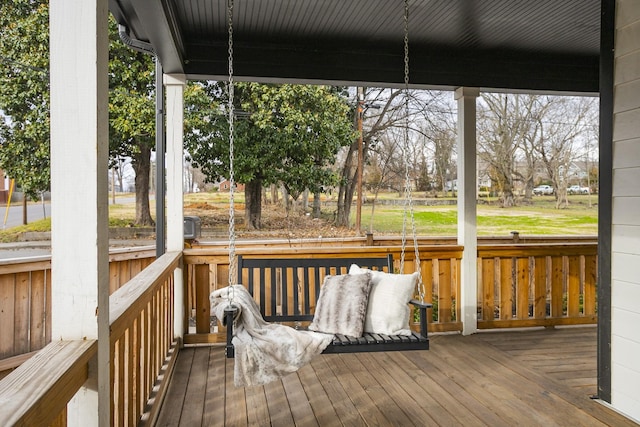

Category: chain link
[400, 0, 425, 302]
[227, 0, 237, 303]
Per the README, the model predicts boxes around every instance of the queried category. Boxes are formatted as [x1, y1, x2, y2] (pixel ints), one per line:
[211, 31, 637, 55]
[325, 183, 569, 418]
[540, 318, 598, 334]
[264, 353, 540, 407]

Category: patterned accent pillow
[308, 272, 372, 338]
[349, 264, 418, 336]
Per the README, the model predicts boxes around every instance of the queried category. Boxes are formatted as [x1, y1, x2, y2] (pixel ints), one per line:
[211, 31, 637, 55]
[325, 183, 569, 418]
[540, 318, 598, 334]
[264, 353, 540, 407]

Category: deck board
[156, 348, 192, 427]
[156, 326, 639, 426]
[202, 348, 225, 427]
[280, 370, 319, 427]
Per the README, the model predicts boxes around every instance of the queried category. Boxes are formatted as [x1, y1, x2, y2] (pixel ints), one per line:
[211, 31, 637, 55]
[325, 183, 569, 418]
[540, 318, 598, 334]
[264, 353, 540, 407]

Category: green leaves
[0, 0, 50, 200]
[185, 82, 354, 197]
[0, 3, 156, 226]
[108, 19, 155, 161]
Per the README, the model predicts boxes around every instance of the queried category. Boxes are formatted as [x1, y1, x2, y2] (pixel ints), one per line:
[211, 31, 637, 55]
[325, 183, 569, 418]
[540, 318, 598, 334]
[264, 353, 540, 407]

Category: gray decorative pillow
[308, 272, 372, 338]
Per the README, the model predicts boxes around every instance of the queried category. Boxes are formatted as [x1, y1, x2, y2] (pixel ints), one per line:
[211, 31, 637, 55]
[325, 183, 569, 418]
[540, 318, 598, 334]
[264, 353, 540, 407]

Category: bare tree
[336, 88, 456, 228]
[478, 93, 597, 209]
[430, 125, 456, 196]
[510, 96, 553, 201]
[536, 96, 597, 209]
[335, 87, 405, 227]
[365, 131, 403, 232]
[478, 94, 530, 207]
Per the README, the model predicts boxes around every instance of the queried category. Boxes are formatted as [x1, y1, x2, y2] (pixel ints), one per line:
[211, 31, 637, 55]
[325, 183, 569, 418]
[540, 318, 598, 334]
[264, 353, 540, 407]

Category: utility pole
[355, 87, 364, 234]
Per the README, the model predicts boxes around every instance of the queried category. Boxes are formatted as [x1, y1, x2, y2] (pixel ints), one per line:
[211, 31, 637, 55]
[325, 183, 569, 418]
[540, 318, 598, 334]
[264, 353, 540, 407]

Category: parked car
[533, 185, 554, 195]
[568, 185, 590, 194]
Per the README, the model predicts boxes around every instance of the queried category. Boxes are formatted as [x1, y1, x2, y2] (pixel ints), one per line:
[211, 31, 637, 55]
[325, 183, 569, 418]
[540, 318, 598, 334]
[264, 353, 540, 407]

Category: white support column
[455, 87, 479, 336]
[164, 74, 186, 339]
[50, 0, 109, 426]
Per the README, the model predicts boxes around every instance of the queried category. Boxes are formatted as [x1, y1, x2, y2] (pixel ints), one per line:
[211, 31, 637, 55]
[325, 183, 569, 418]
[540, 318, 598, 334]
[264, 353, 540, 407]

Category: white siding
[611, 0, 640, 421]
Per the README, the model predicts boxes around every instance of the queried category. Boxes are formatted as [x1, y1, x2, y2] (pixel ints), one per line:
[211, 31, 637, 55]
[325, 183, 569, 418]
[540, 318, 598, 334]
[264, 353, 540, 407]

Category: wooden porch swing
[220, 0, 431, 358]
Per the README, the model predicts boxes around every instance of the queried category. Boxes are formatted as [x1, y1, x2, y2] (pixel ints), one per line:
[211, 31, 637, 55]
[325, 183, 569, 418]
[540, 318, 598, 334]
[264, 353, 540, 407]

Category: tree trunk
[116, 166, 124, 193]
[22, 196, 27, 225]
[500, 187, 515, 207]
[313, 191, 321, 218]
[336, 143, 357, 227]
[524, 176, 534, 200]
[132, 144, 155, 226]
[302, 189, 309, 212]
[245, 179, 262, 229]
[281, 184, 290, 211]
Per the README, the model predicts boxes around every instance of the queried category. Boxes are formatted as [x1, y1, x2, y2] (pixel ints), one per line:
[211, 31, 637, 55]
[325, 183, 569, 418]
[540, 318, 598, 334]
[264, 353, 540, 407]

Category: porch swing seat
[222, 254, 431, 358]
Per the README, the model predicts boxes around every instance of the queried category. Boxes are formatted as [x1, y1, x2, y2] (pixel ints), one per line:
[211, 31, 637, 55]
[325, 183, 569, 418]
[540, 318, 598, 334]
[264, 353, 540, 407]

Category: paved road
[1, 196, 141, 229]
[0, 196, 152, 259]
[0, 239, 157, 260]
[1, 201, 51, 229]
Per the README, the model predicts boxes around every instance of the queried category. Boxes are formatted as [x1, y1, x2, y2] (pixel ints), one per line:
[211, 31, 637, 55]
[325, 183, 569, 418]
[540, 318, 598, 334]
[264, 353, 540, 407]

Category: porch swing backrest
[237, 254, 394, 323]
[223, 253, 431, 357]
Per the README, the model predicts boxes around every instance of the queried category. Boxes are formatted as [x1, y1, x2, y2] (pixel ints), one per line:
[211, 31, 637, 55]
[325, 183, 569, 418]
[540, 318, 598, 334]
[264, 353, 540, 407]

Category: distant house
[0, 169, 8, 204]
[218, 180, 245, 192]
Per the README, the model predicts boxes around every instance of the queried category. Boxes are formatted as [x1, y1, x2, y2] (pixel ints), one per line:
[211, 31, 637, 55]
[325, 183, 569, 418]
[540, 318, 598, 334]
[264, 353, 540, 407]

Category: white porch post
[164, 74, 186, 339]
[455, 87, 479, 336]
[50, 0, 109, 426]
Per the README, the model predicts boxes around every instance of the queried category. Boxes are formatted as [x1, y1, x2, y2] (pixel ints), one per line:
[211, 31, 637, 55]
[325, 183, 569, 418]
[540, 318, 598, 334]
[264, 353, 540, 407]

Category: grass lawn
[360, 195, 597, 236]
[0, 192, 598, 242]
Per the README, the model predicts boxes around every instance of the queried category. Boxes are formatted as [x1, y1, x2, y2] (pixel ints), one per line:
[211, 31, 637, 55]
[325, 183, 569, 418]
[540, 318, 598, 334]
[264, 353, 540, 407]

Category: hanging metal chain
[227, 0, 237, 303]
[400, 0, 410, 272]
[400, 0, 425, 302]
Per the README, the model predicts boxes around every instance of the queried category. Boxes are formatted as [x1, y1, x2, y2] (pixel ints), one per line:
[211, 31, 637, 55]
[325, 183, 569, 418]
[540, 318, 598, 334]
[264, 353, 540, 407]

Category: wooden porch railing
[477, 243, 598, 328]
[182, 245, 465, 344]
[0, 247, 155, 375]
[110, 251, 180, 426]
[0, 256, 52, 372]
[0, 239, 599, 424]
[0, 339, 97, 426]
[183, 241, 598, 343]
[0, 250, 179, 426]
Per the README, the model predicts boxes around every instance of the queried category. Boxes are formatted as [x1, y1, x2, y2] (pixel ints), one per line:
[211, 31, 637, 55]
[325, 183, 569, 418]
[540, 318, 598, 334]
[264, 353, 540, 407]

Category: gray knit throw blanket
[210, 285, 333, 387]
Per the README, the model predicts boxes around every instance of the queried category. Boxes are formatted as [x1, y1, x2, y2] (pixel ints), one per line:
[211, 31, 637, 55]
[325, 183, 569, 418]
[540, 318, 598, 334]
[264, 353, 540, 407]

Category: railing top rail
[0, 255, 52, 266]
[108, 245, 156, 261]
[478, 242, 597, 257]
[0, 246, 156, 274]
[0, 258, 51, 275]
[0, 339, 97, 427]
[184, 245, 464, 258]
[191, 235, 597, 248]
[110, 251, 181, 341]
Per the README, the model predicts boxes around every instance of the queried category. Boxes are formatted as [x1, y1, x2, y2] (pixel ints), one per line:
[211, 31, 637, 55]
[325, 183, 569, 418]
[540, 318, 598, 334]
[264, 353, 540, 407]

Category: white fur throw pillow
[309, 272, 372, 338]
[349, 264, 418, 336]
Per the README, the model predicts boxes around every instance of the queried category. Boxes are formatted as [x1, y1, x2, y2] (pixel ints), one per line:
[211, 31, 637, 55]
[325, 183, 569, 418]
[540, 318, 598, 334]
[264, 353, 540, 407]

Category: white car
[533, 185, 554, 195]
[568, 185, 590, 194]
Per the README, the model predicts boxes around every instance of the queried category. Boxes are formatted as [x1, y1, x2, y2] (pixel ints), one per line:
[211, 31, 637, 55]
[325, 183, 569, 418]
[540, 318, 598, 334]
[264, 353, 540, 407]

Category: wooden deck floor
[156, 326, 637, 426]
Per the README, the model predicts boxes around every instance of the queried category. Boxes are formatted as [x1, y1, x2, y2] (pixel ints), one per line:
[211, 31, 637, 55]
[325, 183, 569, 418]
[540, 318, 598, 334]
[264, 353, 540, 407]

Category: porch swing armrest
[409, 299, 432, 309]
[223, 306, 238, 358]
[409, 299, 432, 340]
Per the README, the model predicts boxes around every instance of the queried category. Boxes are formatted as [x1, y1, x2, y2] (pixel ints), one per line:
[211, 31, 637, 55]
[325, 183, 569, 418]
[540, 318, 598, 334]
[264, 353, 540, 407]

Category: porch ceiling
[108, 0, 601, 93]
